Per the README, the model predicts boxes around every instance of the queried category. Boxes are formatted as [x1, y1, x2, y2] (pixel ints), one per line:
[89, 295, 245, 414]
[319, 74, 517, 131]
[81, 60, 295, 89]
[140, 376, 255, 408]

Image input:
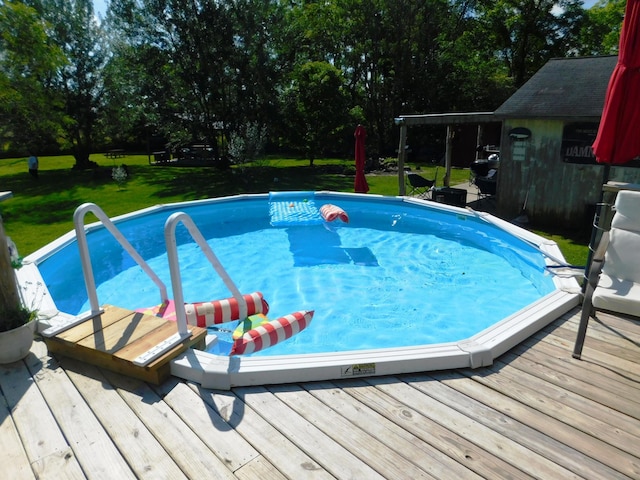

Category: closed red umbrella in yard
[354, 124, 369, 193]
[592, 0, 640, 166]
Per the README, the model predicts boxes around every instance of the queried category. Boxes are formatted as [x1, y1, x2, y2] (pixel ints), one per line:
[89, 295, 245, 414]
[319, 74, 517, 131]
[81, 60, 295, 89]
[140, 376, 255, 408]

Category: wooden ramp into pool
[43, 305, 207, 385]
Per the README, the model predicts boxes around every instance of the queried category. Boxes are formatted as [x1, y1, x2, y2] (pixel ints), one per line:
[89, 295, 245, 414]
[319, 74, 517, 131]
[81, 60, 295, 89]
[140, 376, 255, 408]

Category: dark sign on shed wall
[561, 123, 598, 164]
[562, 122, 640, 166]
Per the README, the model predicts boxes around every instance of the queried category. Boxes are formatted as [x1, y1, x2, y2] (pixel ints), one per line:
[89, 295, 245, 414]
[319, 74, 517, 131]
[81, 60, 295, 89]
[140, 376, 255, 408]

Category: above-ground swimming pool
[21, 191, 580, 389]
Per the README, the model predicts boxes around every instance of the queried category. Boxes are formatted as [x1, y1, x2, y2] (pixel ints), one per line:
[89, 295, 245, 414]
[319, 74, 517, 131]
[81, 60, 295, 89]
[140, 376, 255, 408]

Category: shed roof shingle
[495, 56, 618, 119]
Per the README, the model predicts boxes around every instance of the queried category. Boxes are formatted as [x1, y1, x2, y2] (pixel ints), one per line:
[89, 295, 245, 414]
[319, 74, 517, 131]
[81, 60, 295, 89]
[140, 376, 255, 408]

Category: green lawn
[1, 154, 587, 266]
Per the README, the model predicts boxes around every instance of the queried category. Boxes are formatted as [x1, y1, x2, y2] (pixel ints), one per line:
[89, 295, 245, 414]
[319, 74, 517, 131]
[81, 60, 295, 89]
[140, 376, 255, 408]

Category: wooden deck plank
[113, 321, 190, 361]
[0, 386, 37, 480]
[192, 383, 334, 480]
[153, 379, 261, 472]
[3, 306, 640, 480]
[0, 349, 85, 480]
[371, 376, 581, 480]
[554, 321, 640, 364]
[520, 333, 640, 404]
[23, 341, 137, 479]
[419, 370, 630, 480]
[234, 456, 288, 480]
[234, 385, 387, 480]
[76, 310, 166, 353]
[492, 359, 640, 445]
[472, 359, 640, 457]
[0, 358, 63, 467]
[461, 367, 640, 477]
[55, 305, 133, 344]
[540, 332, 640, 382]
[104, 372, 238, 480]
[269, 383, 436, 479]
[304, 380, 483, 479]
[336, 378, 528, 479]
[112, 322, 207, 371]
[59, 357, 191, 479]
[504, 342, 640, 420]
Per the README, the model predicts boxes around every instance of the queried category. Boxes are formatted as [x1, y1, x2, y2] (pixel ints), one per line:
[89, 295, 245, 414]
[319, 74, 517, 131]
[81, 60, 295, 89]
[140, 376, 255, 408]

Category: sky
[94, 0, 107, 19]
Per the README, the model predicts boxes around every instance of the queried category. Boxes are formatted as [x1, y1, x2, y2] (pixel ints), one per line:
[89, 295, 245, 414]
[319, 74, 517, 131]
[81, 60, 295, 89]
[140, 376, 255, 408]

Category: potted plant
[0, 214, 37, 364]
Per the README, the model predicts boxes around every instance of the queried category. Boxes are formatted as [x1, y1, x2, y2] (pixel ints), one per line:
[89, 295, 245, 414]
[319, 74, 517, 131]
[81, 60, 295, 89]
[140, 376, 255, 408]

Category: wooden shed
[494, 55, 640, 230]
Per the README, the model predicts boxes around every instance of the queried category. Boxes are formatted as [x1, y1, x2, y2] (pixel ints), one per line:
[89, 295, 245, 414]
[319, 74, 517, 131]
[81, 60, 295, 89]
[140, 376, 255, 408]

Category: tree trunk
[0, 216, 21, 315]
[72, 152, 95, 170]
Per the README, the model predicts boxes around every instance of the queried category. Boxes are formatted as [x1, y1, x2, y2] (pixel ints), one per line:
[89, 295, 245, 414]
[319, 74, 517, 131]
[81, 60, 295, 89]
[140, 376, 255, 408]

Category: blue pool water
[38, 194, 555, 357]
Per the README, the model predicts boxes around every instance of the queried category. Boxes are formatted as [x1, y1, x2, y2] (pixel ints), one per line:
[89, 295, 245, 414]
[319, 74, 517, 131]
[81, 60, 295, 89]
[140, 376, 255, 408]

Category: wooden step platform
[44, 305, 207, 384]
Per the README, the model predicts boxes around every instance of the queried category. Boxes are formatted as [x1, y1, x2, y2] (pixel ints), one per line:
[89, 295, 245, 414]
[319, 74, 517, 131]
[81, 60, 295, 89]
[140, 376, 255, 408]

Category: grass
[0, 154, 587, 267]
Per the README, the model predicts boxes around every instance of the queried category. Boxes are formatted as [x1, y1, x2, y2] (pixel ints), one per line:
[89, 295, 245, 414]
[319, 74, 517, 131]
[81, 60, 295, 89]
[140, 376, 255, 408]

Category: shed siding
[497, 119, 640, 230]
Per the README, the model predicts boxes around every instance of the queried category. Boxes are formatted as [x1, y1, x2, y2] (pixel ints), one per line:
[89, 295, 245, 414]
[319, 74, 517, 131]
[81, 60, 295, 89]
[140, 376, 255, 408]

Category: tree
[0, 1, 65, 154]
[40, 0, 108, 168]
[108, 0, 238, 156]
[226, 0, 283, 135]
[475, 0, 587, 87]
[575, 0, 625, 56]
[282, 61, 351, 165]
[1, 0, 107, 167]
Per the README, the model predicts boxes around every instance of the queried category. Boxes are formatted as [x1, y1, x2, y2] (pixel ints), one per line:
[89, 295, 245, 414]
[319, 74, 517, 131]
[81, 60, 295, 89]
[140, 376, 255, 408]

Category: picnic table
[152, 151, 171, 163]
[105, 149, 126, 159]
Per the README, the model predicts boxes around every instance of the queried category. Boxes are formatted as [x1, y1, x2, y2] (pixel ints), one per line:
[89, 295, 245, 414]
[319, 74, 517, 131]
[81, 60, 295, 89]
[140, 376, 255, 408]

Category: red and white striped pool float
[320, 204, 349, 223]
[184, 291, 269, 327]
[229, 310, 314, 355]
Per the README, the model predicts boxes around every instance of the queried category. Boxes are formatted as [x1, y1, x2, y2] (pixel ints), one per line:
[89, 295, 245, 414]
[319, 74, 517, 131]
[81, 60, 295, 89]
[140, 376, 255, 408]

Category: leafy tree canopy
[0, 0, 624, 163]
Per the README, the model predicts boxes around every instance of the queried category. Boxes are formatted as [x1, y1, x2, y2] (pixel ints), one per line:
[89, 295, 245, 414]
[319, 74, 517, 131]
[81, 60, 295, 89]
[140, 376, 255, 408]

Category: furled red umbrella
[354, 124, 369, 193]
[592, 0, 640, 167]
[584, 0, 640, 290]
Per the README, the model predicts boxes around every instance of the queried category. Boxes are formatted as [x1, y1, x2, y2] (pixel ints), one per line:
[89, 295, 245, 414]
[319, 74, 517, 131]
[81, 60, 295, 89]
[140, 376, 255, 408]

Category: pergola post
[394, 112, 497, 193]
[476, 124, 484, 161]
[396, 120, 408, 195]
[444, 125, 454, 187]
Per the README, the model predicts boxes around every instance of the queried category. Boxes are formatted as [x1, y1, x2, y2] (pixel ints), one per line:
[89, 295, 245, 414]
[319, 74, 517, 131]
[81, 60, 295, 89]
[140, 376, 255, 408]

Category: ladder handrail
[164, 212, 247, 336]
[74, 203, 168, 316]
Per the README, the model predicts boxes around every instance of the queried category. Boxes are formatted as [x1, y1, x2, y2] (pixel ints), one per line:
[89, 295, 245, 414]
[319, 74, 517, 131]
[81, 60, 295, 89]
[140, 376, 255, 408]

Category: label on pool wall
[341, 363, 376, 377]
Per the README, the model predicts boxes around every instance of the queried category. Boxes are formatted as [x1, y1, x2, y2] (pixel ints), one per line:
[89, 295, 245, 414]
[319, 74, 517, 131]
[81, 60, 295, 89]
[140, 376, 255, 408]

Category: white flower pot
[0, 321, 36, 364]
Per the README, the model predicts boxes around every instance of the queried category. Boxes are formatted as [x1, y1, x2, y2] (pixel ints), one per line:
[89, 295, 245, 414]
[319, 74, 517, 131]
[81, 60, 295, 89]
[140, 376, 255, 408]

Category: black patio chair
[473, 169, 498, 201]
[406, 170, 437, 199]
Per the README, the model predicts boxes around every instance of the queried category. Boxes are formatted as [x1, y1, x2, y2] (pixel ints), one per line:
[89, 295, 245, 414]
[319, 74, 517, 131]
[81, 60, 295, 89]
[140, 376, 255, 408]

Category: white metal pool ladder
[42, 203, 249, 367]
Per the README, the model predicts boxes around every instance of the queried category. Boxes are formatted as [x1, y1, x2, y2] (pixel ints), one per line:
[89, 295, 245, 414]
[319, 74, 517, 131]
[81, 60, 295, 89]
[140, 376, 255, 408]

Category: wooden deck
[1, 306, 639, 479]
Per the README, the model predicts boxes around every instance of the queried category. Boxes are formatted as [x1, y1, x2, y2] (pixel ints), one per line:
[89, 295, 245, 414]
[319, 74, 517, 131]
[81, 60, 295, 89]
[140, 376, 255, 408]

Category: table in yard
[105, 149, 126, 159]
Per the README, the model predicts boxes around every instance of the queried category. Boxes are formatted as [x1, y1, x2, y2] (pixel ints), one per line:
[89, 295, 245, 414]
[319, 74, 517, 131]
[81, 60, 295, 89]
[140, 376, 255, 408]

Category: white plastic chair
[573, 189, 640, 359]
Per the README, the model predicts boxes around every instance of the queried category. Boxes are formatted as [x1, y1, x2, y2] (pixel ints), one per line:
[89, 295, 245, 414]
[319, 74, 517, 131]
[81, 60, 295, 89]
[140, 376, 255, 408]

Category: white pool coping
[20, 192, 581, 389]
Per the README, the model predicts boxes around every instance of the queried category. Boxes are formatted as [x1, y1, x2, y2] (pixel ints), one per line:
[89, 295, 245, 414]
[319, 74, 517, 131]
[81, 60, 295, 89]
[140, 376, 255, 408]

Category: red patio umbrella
[592, 0, 640, 166]
[584, 0, 640, 291]
[354, 124, 369, 193]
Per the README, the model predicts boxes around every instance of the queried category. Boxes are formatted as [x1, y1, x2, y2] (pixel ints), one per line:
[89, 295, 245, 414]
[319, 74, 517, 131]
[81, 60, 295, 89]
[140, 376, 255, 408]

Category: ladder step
[133, 330, 193, 366]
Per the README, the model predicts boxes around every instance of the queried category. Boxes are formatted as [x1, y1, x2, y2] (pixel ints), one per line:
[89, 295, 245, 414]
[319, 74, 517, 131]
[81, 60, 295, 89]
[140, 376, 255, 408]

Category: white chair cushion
[602, 228, 640, 284]
[611, 190, 640, 233]
[592, 273, 640, 317]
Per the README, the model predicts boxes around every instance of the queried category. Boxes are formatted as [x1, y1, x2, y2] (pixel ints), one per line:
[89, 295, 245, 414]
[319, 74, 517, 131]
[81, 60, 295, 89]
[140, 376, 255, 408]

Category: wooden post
[476, 124, 484, 162]
[0, 215, 21, 314]
[444, 125, 454, 187]
[396, 122, 408, 195]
